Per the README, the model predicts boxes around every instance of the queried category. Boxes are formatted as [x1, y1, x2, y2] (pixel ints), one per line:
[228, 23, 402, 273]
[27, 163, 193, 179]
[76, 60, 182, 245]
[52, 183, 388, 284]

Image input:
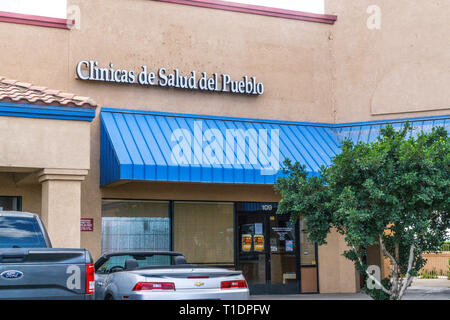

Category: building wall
[318, 229, 360, 293]
[0, 0, 335, 123]
[67, 0, 334, 123]
[0, 116, 91, 170]
[420, 252, 450, 276]
[325, 0, 450, 123]
[63, 0, 336, 265]
[0, 22, 69, 89]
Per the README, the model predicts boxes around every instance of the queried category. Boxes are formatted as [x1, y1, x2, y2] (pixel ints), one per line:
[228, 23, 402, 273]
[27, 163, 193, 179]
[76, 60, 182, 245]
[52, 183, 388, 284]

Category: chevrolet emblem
[194, 282, 205, 287]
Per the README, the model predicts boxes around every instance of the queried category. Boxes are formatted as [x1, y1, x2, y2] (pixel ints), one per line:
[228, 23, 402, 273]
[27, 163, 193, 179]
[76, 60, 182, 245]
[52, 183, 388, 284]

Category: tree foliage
[275, 123, 450, 300]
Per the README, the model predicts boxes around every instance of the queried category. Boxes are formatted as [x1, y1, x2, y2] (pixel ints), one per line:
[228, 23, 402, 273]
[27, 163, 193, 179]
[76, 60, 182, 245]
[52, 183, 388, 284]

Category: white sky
[0, 0, 324, 18]
[0, 0, 67, 19]
[224, 0, 325, 14]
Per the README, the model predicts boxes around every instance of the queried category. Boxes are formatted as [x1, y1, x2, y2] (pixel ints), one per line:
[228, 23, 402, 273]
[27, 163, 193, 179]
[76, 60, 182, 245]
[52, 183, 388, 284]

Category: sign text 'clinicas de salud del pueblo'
[76, 61, 264, 95]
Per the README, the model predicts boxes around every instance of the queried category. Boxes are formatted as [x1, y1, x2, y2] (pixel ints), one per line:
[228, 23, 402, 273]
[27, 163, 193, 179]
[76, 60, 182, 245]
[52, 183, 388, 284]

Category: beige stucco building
[0, 0, 448, 295]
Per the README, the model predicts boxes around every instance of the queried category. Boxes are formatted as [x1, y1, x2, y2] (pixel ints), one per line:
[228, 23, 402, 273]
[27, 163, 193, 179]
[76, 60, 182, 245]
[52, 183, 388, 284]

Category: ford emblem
[1, 270, 24, 280]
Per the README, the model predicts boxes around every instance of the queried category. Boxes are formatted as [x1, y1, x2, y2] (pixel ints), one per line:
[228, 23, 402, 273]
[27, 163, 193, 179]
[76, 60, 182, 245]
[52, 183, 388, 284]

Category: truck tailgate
[0, 248, 92, 300]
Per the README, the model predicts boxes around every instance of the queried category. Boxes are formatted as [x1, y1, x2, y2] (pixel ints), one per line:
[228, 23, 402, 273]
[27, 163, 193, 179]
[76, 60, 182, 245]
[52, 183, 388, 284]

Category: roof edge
[0, 102, 96, 122]
[100, 107, 449, 128]
[0, 11, 74, 30]
[154, 0, 337, 24]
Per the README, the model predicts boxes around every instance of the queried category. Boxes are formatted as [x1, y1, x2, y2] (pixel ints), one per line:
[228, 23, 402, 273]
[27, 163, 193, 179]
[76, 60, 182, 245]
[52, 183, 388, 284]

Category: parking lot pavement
[250, 292, 371, 300]
[404, 278, 450, 300]
[250, 278, 450, 300]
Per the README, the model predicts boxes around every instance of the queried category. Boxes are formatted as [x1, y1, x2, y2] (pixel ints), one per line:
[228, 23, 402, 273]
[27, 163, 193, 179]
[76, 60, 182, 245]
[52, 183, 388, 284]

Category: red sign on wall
[80, 218, 94, 232]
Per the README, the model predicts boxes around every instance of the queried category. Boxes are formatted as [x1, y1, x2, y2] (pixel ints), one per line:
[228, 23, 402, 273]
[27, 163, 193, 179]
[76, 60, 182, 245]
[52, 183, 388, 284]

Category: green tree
[275, 123, 449, 300]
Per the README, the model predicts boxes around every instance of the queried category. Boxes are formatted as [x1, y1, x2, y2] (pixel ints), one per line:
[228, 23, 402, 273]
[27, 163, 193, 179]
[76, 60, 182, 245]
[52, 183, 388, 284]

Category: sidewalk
[250, 278, 450, 300]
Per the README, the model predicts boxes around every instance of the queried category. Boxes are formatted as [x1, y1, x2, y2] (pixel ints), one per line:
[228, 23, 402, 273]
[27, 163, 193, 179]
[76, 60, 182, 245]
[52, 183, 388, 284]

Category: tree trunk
[378, 237, 415, 300]
[397, 244, 415, 300]
[356, 237, 416, 300]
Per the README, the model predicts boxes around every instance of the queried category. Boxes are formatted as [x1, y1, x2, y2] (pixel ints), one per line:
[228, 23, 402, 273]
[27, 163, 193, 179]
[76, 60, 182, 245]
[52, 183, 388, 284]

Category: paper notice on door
[254, 234, 264, 252]
[241, 234, 252, 252]
[285, 240, 294, 252]
[270, 237, 277, 252]
[254, 223, 263, 235]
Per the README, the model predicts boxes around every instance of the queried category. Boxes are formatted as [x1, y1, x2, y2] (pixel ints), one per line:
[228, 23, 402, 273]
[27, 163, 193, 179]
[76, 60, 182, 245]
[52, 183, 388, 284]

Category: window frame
[101, 199, 171, 254]
[101, 198, 236, 268]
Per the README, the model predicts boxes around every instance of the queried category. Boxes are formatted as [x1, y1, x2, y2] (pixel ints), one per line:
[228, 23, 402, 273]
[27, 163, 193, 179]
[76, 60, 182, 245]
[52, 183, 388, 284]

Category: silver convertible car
[94, 251, 249, 300]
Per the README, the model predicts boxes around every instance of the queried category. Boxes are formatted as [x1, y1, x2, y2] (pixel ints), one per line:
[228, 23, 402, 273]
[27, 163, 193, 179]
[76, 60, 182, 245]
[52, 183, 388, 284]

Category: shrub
[363, 277, 392, 300]
[447, 259, 450, 280]
[420, 269, 438, 279]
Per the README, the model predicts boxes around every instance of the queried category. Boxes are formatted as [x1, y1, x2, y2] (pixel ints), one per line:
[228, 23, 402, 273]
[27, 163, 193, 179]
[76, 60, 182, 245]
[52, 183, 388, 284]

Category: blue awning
[100, 109, 449, 186]
[100, 109, 341, 186]
[332, 116, 449, 144]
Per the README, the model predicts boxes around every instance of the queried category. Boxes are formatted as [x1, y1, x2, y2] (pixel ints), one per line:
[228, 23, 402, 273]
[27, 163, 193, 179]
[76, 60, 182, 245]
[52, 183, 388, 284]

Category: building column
[38, 169, 88, 248]
[318, 229, 360, 293]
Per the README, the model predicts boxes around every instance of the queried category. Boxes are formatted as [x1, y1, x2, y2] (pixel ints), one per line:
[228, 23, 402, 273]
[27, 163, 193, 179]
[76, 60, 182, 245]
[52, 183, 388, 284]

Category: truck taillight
[86, 264, 95, 294]
[133, 282, 175, 291]
[221, 280, 248, 289]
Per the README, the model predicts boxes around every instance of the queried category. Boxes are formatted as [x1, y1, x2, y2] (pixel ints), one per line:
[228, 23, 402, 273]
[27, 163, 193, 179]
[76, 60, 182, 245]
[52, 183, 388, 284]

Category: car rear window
[0, 216, 47, 248]
[97, 254, 176, 274]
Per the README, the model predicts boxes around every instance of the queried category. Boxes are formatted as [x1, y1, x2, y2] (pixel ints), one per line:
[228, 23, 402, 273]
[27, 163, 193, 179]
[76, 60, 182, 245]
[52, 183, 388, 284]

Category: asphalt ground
[250, 278, 450, 300]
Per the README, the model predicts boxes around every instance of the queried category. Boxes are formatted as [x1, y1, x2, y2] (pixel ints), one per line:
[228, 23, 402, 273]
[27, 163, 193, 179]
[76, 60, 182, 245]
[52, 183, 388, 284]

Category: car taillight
[133, 282, 176, 291]
[221, 280, 248, 289]
[86, 264, 95, 294]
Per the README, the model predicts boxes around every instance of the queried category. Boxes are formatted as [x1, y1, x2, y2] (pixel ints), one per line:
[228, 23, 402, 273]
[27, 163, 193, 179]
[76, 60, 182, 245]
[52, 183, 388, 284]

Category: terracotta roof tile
[0, 76, 96, 109]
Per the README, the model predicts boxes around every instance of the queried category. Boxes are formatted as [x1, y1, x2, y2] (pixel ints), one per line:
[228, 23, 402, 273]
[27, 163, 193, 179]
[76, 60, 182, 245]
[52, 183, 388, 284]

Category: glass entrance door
[269, 214, 298, 294]
[236, 202, 299, 294]
[237, 212, 268, 294]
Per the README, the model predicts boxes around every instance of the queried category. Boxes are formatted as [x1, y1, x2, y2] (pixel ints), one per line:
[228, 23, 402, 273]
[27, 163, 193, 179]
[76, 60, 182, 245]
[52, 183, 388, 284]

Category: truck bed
[0, 248, 94, 300]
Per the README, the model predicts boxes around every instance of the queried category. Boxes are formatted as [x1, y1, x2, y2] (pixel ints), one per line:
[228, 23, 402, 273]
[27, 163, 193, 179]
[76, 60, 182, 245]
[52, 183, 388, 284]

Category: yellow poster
[241, 234, 252, 252]
[254, 234, 264, 252]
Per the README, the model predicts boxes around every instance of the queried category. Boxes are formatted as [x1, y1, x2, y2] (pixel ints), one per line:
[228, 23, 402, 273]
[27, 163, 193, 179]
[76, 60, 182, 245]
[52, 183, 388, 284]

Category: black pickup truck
[0, 211, 94, 299]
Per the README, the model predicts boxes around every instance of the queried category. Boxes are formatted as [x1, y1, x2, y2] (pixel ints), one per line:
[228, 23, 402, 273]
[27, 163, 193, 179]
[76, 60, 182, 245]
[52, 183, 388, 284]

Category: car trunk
[134, 267, 243, 290]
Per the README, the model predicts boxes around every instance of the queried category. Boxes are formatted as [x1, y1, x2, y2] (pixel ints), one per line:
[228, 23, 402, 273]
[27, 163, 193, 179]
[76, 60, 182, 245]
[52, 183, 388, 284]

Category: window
[174, 202, 234, 265]
[101, 200, 170, 254]
[0, 0, 67, 19]
[0, 216, 47, 248]
[0, 196, 21, 211]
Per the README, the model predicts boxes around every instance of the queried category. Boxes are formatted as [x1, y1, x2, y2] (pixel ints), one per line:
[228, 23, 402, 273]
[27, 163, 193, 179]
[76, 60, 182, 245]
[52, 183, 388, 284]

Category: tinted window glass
[174, 202, 234, 265]
[101, 200, 170, 254]
[0, 216, 47, 248]
[0, 196, 21, 211]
